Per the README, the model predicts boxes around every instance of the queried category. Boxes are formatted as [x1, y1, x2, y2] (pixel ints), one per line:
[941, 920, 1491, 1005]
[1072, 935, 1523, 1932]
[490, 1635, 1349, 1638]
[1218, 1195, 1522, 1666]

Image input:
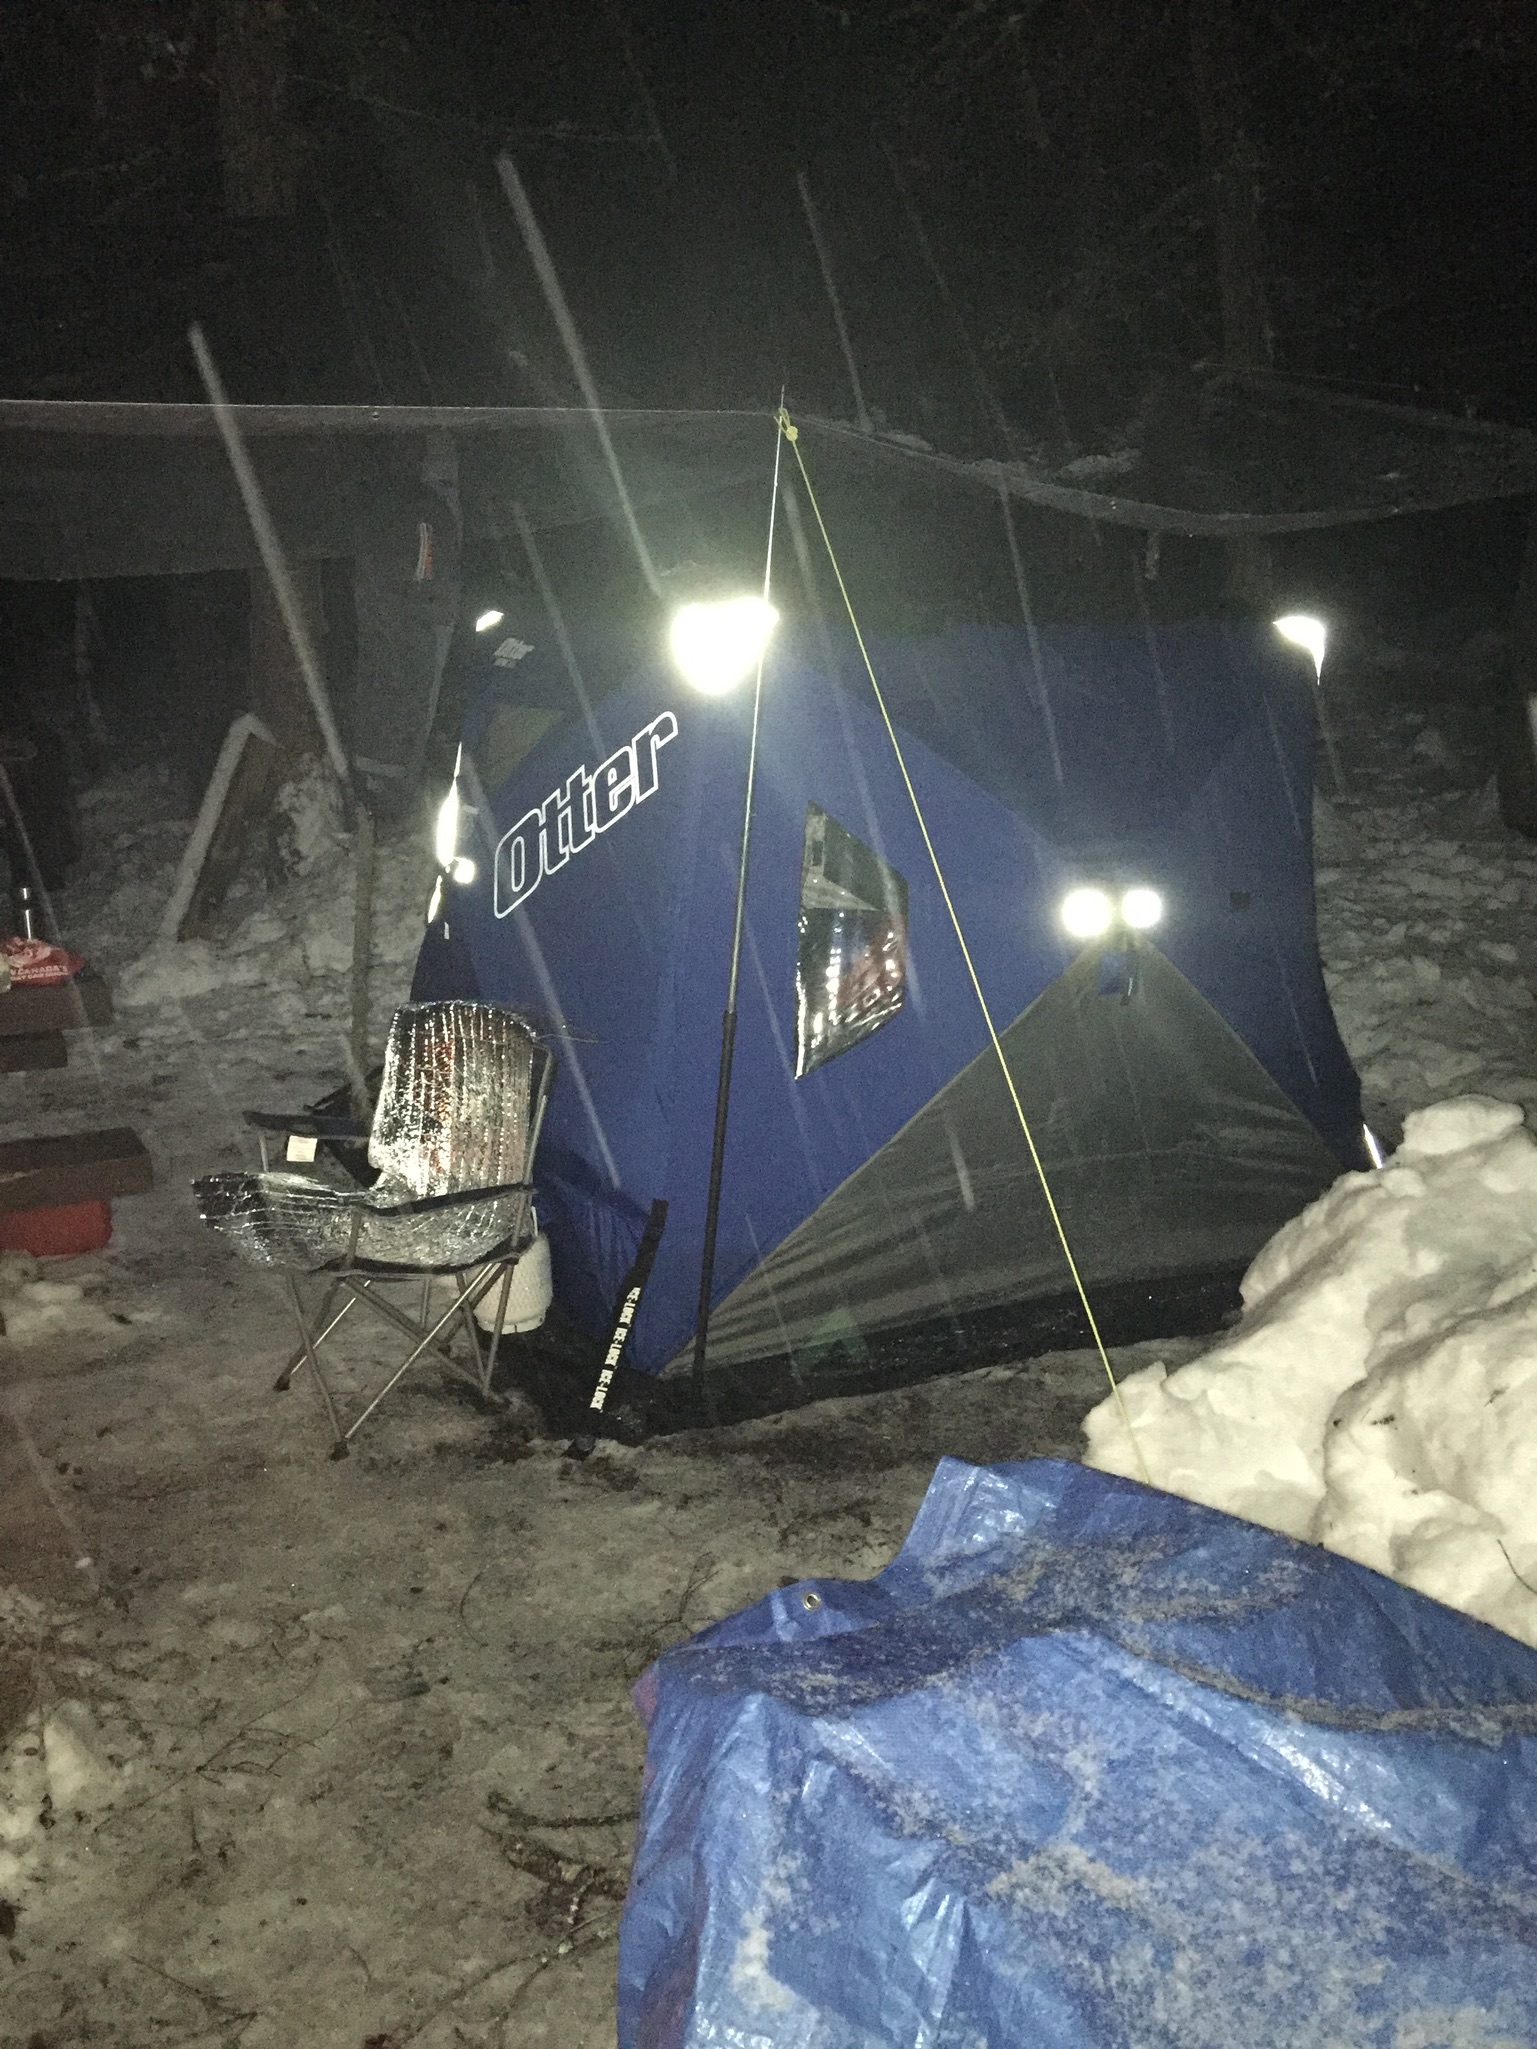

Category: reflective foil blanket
[620, 1458, 1537, 2048]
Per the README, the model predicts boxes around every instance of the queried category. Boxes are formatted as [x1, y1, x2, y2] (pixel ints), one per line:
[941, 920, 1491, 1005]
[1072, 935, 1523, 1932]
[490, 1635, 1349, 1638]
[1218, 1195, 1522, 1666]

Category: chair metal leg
[454, 1269, 486, 1374]
[479, 1261, 517, 1398]
[276, 1279, 352, 1390]
[284, 1275, 349, 1457]
[341, 1275, 506, 1442]
[342, 1277, 471, 1381]
[336, 1262, 512, 1442]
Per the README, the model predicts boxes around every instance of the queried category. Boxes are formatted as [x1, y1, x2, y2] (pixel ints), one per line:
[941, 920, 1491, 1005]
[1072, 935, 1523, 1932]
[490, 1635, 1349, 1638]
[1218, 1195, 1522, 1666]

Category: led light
[669, 595, 779, 695]
[1060, 886, 1114, 940]
[1120, 886, 1163, 930]
[1274, 612, 1327, 680]
[1363, 1124, 1386, 1169]
[474, 608, 505, 633]
[432, 749, 478, 888]
[434, 780, 462, 870]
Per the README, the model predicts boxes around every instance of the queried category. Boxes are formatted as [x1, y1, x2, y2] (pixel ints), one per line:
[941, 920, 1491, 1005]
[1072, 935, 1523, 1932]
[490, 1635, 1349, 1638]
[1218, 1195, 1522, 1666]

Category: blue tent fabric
[414, 620, 1365, 1376]
[619, 1460, 1537, 2047]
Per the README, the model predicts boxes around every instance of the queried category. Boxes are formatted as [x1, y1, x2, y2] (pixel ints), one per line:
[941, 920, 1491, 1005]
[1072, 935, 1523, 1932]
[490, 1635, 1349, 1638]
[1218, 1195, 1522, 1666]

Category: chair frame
[245, 1042, 553, 1458]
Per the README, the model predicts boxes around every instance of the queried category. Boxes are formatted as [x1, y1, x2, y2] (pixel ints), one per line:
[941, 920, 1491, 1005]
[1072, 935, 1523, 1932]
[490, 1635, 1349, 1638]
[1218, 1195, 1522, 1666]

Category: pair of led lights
[664, 603, 1167, 944]
[1059, 884, 1163, 939]
[450, 604, 1168, 945]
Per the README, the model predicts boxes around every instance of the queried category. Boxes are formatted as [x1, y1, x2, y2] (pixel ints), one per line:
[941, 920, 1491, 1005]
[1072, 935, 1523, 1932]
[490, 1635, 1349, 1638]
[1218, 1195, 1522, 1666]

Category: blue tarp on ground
[620, 1460, 1537, 2047]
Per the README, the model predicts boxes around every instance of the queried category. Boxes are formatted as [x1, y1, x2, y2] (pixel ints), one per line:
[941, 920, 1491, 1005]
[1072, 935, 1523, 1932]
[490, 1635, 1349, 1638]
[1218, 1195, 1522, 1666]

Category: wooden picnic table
[0, 967, 112, 1072]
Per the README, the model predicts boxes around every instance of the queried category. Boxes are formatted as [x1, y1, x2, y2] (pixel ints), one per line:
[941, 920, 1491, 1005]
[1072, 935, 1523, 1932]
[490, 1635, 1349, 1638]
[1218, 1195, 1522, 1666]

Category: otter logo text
[493, 711, 678, 917]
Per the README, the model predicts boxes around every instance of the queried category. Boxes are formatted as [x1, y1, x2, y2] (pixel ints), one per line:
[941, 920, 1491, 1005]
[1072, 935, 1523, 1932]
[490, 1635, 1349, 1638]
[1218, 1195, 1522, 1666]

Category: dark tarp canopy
[4, 371, 1537, 583]
[817, 371, 1537, 536]
[0, 400, 773, 582]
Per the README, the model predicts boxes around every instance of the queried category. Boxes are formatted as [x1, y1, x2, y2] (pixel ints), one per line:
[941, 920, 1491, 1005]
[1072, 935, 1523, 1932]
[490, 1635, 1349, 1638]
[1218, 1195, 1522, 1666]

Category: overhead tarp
[622, 1457, 1537, 2047]
[4, 371, 1537, 579]
[0, 399, 774, 581]
[826, 370, 1537, 536]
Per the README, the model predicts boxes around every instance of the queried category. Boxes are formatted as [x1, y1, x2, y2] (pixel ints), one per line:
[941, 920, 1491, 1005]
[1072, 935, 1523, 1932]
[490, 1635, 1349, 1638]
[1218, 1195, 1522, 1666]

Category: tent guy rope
[777, 405, 1151, 1483]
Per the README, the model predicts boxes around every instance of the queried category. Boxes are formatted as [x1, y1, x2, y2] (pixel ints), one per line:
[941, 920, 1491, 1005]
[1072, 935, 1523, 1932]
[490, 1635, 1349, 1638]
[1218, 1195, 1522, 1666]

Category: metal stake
[690, 414, 789, 1410]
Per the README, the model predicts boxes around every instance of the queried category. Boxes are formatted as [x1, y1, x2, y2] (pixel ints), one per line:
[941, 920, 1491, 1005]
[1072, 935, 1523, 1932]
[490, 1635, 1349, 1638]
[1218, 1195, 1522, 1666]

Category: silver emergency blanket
[193, 1171, 527, 1270]
[368, 1001, 536, 1196]
[195, 1002, 541, 1272]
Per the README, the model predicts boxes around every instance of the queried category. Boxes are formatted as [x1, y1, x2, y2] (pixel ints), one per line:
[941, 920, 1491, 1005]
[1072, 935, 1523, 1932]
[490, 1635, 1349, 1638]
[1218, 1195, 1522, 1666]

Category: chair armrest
[244, 1111, 371, 1140]
[346, 1179, 535, 1219]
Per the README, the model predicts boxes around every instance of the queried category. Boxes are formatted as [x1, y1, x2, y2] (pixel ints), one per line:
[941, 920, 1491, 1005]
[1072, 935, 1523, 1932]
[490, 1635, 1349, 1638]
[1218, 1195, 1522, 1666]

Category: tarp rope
[777, 405, 1150, 1483]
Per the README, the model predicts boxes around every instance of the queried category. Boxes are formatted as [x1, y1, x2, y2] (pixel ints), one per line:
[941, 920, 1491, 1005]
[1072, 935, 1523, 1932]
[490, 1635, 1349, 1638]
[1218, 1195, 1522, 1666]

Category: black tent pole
[690, 412, 788, 1415]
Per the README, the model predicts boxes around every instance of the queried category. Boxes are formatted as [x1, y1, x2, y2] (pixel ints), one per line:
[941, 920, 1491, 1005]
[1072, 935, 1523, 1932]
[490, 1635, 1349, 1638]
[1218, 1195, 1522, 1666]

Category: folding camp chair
[194, 1001, 554, 1457]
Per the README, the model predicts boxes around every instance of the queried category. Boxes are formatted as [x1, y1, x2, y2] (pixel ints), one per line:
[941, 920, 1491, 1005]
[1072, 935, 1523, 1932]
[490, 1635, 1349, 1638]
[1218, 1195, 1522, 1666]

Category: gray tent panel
[681, 945, 1342, 1375]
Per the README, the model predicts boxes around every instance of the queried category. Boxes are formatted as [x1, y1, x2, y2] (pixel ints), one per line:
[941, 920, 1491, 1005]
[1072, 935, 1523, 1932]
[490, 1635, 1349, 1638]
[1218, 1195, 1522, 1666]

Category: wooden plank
[179, 722, 285, 939]
[0, 1128, 153, 1213]
[0, 1032, 67, 1074]
[0, 968, 112, 1037]
[157, 713, 281, 942]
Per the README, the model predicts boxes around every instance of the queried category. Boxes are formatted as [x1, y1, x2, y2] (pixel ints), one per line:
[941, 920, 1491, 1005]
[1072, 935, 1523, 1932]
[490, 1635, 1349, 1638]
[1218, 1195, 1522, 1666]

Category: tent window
[795, 806, 908, 1077]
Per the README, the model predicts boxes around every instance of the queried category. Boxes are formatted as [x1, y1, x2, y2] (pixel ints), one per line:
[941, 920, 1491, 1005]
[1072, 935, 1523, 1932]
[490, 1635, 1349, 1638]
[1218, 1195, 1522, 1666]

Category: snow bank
[101, 758, 433, 1032]
[0, 1697, 127, 1891]
[1085, 1096, 1537, 1647]
[1315, 776, 1537, 1122]
[0, 1252, 127, 1346]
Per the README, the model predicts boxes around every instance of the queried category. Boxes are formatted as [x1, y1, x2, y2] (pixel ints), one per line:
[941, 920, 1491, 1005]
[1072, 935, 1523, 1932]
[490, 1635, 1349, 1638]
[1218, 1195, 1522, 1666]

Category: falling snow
[3, 655, 1536, 2042]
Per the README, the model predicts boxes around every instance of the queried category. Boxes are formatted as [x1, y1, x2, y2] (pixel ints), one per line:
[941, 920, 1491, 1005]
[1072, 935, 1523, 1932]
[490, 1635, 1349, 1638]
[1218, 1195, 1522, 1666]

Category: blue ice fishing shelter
[619, 1458, 1537, 2046]
[411, 599, 1365, 1403]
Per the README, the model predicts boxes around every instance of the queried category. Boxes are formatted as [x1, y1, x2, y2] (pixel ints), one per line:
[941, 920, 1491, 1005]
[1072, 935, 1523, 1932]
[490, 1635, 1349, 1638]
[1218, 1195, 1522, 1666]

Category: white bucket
[471, 1230, 552, 1333]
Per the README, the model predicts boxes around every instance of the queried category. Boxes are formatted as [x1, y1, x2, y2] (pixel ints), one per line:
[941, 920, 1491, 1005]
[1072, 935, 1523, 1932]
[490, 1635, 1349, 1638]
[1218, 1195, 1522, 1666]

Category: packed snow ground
[3, 639, 1536, 2046]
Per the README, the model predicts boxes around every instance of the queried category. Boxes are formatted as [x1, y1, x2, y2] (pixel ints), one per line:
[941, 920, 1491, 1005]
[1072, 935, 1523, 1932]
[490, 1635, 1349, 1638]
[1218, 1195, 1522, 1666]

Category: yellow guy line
[777, 407, 1151, 1485]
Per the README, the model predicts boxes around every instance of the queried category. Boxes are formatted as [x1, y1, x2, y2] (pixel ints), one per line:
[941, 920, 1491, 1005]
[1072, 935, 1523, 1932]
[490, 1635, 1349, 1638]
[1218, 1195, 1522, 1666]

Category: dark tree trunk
[246, 563, 326, 766]
[1189, 0, 1275, 610]
[1496, 506, 1537, 838]
[215, 0, 297, 219]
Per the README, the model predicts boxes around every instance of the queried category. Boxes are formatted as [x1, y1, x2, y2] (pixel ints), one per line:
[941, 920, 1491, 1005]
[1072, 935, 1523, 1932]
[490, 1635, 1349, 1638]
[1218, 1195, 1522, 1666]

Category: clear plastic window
[795, 806, 908, 1077]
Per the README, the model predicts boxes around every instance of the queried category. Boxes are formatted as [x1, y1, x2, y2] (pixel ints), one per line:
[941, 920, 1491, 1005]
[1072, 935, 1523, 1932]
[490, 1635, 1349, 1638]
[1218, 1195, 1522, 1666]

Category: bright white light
[474, 608, 505, 633]
[1060, 886, 1114, 940]
[432, 752, 477, 887]
[1121, 887, 1163, 930]
[1274, 612, 1327, 680]
[434, 780, 461, 869]
[669, 595, 779, 695]
[1363, 1124, 1386, 1169]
